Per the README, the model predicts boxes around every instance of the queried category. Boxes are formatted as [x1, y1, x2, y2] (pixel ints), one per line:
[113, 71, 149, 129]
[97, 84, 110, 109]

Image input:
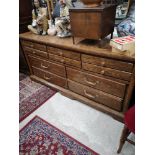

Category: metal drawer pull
[101, 70, 105, 74]
[101, 61, 105, 66]
[30, 44, 34, 48]
[59, 51, 63, 56]
[44, 74, 51, 80]
[61, 59, 65, 63]
[32, 51, 36, 54]
[41, 63, 49, 69]
[84, 90, 96, 99]
[84, 77, 99, 86]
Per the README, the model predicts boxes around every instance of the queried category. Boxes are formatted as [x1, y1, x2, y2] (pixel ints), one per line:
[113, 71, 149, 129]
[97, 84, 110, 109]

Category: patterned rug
[19, 73, 56, 122]
[19, 116, 99, 155]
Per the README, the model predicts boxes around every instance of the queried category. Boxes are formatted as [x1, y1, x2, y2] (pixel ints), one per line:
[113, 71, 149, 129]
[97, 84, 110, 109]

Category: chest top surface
[69, 2, 116, 12]
[20, 32, 135, 62]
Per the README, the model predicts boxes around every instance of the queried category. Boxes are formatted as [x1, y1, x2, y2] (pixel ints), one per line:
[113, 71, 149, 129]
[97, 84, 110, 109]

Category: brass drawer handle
[41, 63, 49, 69]
[101, 70, 105, 74]
[30, 44, 34, 48]
[84, 77, 99, 86]
[59, 51, 63, 56]
[60, 59, 65, 63]
[101, 61, 105, 66]
[44, 74, 51, 80]
[32, 51, 36, 54]
[84, 90, 97, 99]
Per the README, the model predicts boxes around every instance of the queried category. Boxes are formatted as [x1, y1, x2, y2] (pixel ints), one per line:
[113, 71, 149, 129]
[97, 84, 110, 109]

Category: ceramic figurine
[28, 0, 48, 35]
[55, 0, 72, 38]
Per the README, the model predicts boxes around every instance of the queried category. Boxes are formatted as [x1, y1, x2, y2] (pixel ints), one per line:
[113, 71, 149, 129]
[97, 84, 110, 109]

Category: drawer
[28, 55, 66, 78]
[21, 40, 46, 51]
[32, 67, 67, 88]
[49, 53, 81, 68]
[23, 46, 48, 58]
[82, 63, 132, 81]
[66, 67, 126, 98]
[82, 54, 133, 72]
[47, 46, 80, 61]
[68, 80, 123, 111]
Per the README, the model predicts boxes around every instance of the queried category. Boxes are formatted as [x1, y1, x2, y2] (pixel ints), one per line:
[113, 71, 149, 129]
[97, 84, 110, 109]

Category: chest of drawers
[20, 32, 135, 122]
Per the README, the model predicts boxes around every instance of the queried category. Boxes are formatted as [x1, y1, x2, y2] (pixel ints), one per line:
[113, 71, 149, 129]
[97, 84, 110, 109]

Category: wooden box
[69, 2, 117, 43]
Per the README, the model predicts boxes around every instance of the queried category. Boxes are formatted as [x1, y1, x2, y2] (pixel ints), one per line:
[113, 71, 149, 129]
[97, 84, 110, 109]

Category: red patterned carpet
[19, 116, 99, 155]
[19, 73, 56, 122]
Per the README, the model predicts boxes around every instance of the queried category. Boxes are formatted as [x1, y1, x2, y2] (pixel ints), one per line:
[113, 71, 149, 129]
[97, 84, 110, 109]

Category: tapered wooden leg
[117, 125, 129, 153]
[72, 36, 75, 44]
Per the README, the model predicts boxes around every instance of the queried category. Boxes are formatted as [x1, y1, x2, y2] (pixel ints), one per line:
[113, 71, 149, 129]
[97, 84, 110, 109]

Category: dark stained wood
[19, 32, 135, 62]
[49, 53, 81, 68]
[19, 0, 32, 33]
[66, 67, 126, 98]
[117, 125, 130, 153]
[68, 80, 123, 111]
[82, 62, 132, 81]
[32, 67, 67, 88]
[47, 46, 81, 61]
[28, 55, 66, 77]
[82, 54, 133, 72]
[20, 32, 135, 122]
[122, 66, 135, 112]
[69, 2, 116, 40]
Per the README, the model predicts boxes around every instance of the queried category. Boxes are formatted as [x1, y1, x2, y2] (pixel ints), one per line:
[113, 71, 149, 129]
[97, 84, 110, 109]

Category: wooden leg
[117, 125, 129, 153]
[72, 36, 75, 44]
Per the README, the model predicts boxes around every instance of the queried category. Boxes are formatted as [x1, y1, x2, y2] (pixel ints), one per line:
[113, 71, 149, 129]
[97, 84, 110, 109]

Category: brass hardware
[41, 63, 49, 69]
[101, 70, 105, 74]
[59, 51, 63, 56]
[32, 51, 36, 54]
[84, 90, 96, 99]
[30, 44, 34, 48]
[44, 74, 51, 80]
[61, 59, 65, 63]
[84, 77, 99, 86]
[101, 61, 105, 66]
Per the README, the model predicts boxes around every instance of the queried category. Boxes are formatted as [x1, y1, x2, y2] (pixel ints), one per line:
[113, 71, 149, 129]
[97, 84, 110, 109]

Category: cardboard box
[110, 36, 135, 52]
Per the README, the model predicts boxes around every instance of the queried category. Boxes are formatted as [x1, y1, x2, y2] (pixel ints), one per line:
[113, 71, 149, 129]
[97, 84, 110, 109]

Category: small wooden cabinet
[20, 32, 135, 122]
[69, 2, 117, 43]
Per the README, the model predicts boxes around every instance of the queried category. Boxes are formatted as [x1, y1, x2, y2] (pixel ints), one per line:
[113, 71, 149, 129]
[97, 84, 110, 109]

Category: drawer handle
[30, 44, 34, 48]
[101, 61, 105, 66]
[44, 74, 51, 80]
[59, 51, 63, 56]
[84, 77, 99, 86]
[32, 51, 36, 54]
[101, 70, 105, 74]
[60, 59, 65, 63]
[84, 90, 96, 99]
[41, 63, 49, 69]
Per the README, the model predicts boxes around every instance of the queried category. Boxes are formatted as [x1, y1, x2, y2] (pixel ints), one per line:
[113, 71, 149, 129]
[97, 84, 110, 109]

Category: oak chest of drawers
[20, 32, 135, 122]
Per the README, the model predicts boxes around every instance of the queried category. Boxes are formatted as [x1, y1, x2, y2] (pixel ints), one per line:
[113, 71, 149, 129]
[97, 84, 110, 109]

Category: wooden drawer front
[82, 63, 132, 81]
[82, 54, 133, 72]
[66, 67, 126, 98]
[49, 53, 81, 68]
[23, 46, 48, 58]
[47, 46, 80, 61]
[68, 80, 122, 111]
[32, 67, 67, 88]
[21, 40, 46, 51]
[28, 56, 66, 78]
